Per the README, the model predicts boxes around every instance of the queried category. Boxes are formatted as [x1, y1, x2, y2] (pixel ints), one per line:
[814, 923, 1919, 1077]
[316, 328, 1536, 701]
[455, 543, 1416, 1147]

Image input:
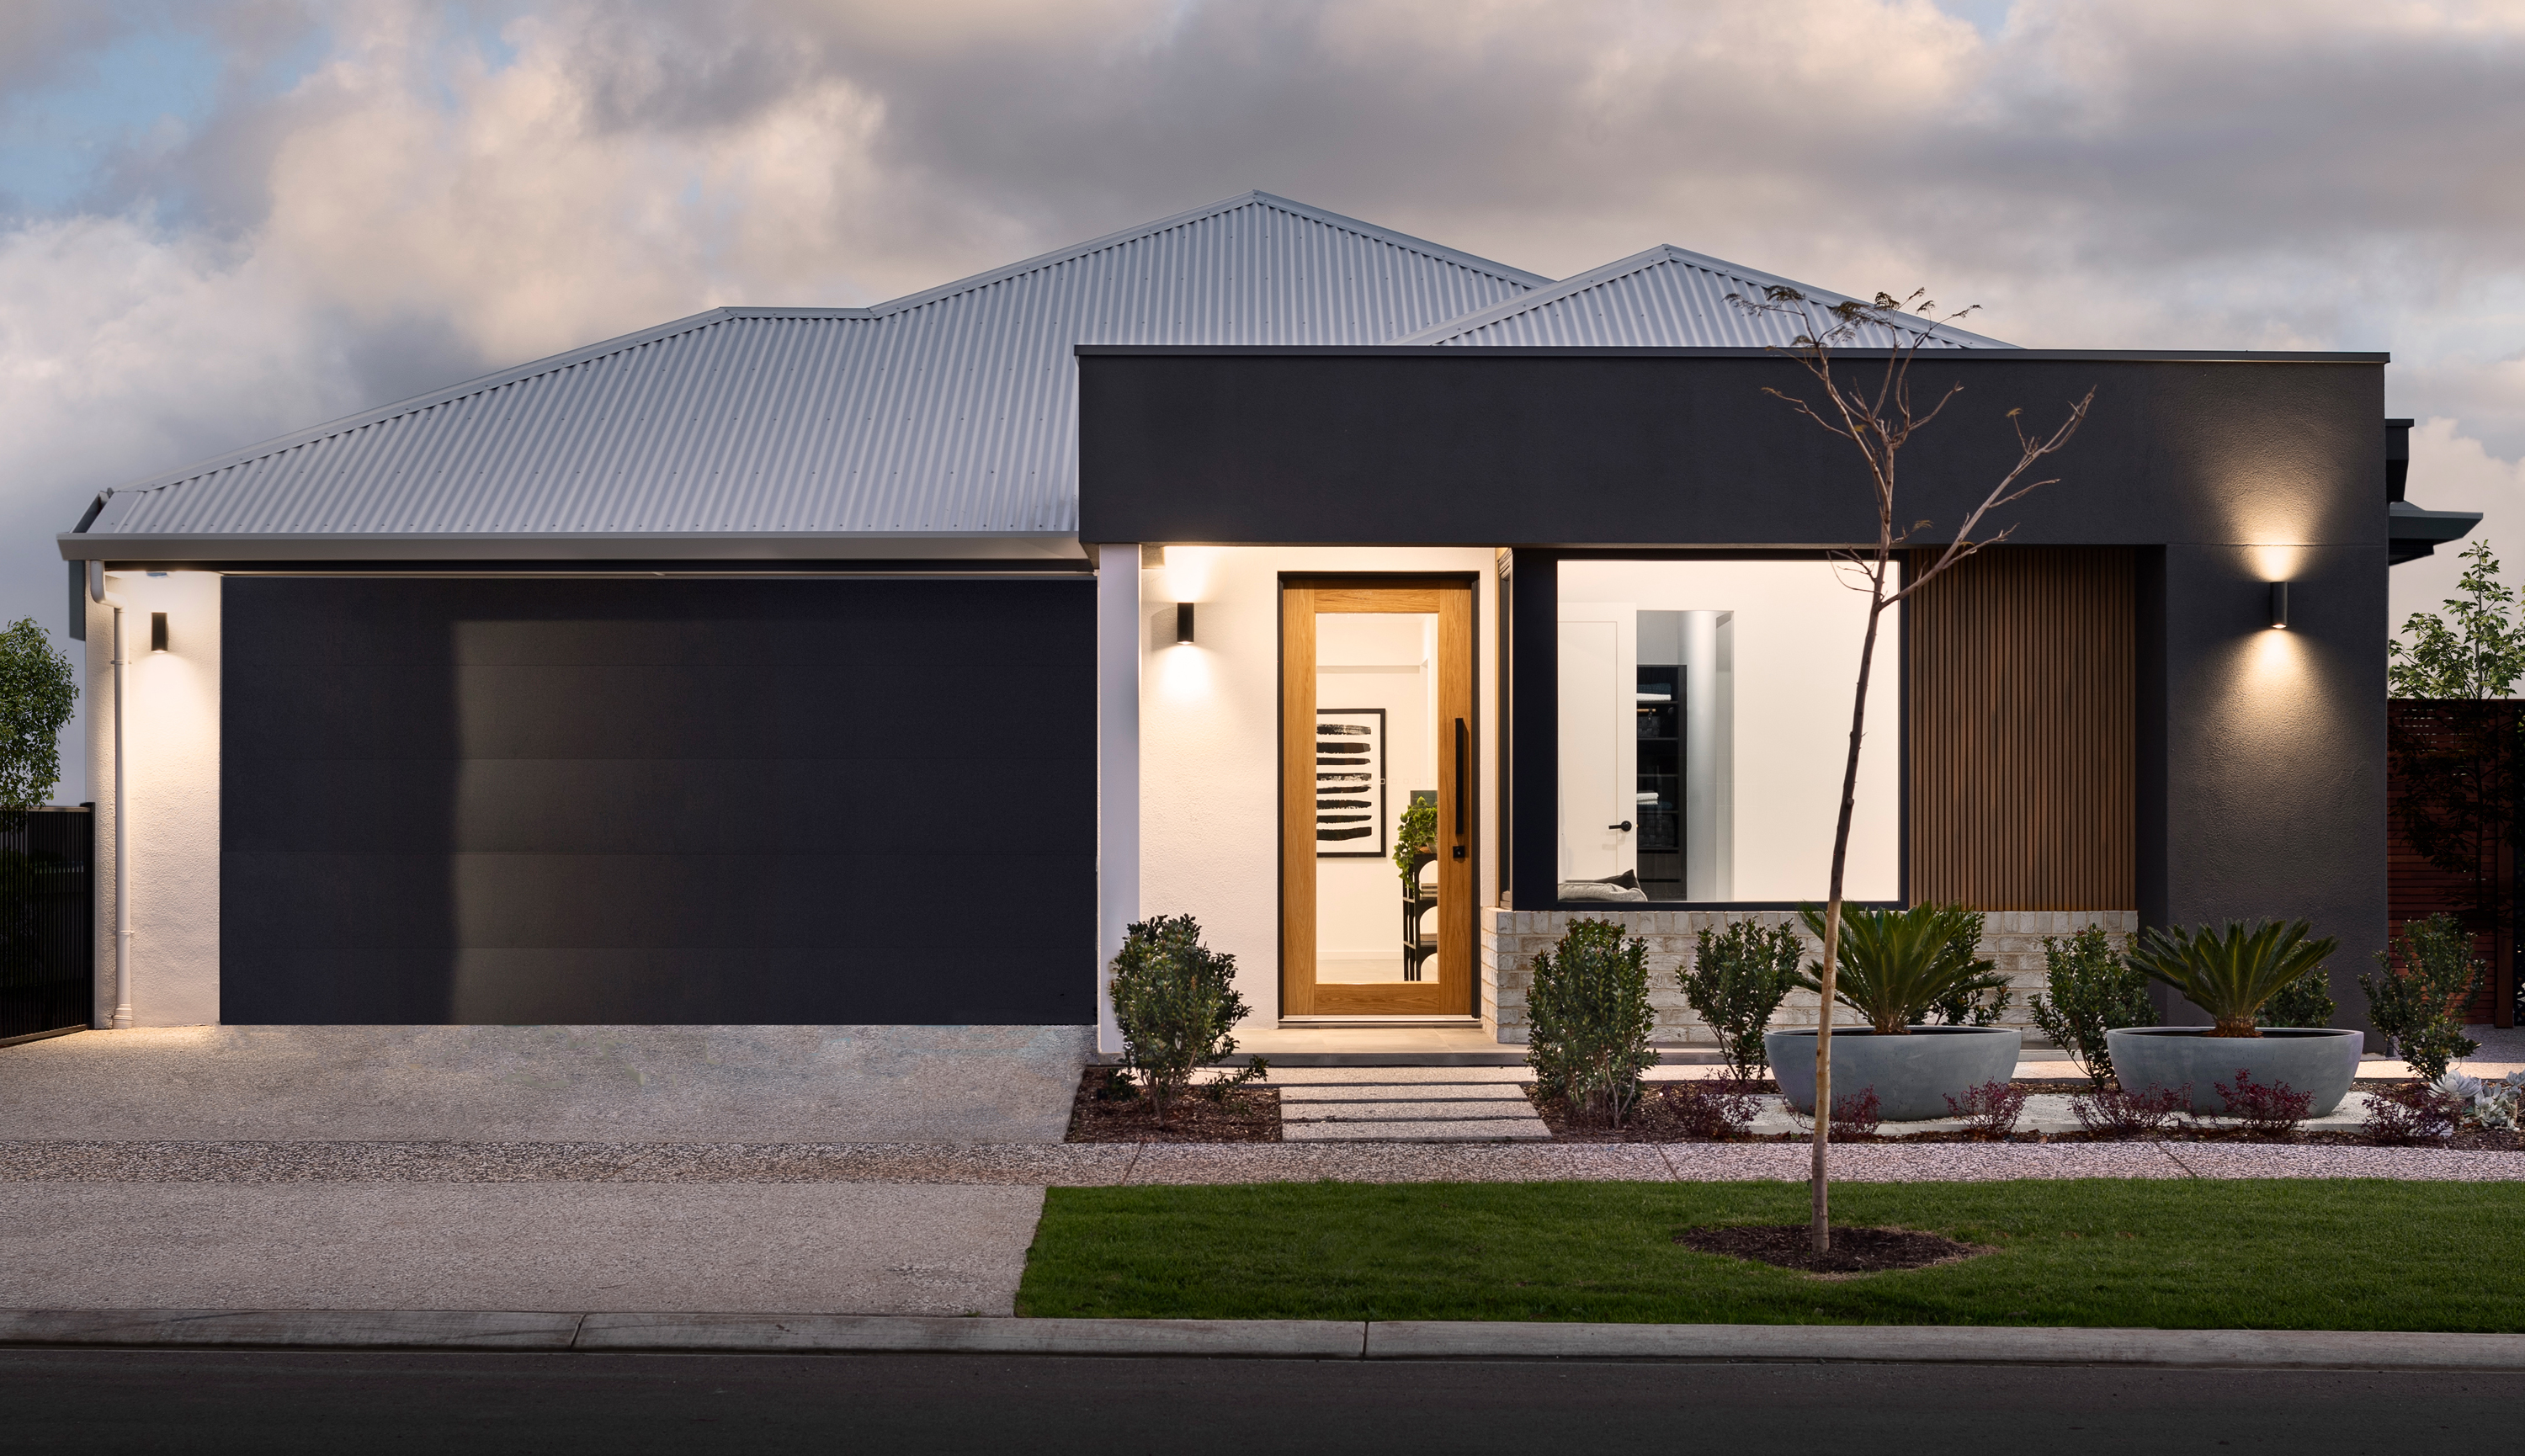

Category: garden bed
[1528, 1079, 2525, 1149]
[1066, 1067, 1280, 1143]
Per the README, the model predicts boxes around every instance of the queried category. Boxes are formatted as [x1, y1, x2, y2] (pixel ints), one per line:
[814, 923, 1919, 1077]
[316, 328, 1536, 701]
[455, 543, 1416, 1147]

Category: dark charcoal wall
[1082, 347, 2388, 1034]
[222, 576, 1095, 1025]
[1078, 348, 2383, 550]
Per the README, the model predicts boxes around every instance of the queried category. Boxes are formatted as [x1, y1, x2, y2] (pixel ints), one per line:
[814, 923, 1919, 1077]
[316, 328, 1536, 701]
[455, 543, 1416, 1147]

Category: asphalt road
[0, 1350, 2502, 1453]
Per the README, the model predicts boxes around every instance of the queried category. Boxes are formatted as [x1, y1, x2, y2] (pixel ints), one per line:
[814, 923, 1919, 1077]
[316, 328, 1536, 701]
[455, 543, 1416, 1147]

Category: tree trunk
[1811, 592, 1889, 1255]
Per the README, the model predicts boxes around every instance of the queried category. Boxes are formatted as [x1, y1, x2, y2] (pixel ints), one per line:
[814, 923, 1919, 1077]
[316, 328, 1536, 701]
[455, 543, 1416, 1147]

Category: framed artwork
[1315, 708, 1386, 856]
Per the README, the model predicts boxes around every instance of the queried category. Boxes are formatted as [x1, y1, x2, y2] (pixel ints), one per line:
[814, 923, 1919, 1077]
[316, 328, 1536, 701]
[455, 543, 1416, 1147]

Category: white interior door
[1556, 603, 1636, 883]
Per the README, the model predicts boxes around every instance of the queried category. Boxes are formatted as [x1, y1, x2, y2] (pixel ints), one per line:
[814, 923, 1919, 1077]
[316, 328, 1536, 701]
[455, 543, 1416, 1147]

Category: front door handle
[1608, 821, 1633, 832]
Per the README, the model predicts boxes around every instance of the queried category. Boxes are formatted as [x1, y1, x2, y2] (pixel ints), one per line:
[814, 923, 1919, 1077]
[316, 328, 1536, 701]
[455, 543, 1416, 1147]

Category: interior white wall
[1139, 547, 1499, 1021]
[1560, 559, 1900, 901]
[85, 570, 222, 1028]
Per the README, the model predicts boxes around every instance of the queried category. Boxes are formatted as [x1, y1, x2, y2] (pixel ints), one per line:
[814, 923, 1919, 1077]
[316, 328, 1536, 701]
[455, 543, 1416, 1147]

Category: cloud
[3, 0, 2524, 794]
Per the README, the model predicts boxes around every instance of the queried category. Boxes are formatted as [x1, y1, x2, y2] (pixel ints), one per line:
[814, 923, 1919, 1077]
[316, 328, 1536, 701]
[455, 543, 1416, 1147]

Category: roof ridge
[844, 191, 1552, 322]
[83, 192, 1552, 512]
[1400, 243, 2015, 348]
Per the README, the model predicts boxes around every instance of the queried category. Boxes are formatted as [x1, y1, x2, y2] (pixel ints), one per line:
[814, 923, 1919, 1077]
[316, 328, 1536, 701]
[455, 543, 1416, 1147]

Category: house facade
[58, 192, 2469, 1051]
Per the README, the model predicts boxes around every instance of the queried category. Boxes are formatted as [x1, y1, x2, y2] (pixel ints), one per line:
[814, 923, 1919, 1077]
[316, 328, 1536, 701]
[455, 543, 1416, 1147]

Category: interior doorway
[1280, 577, 1475, 1017]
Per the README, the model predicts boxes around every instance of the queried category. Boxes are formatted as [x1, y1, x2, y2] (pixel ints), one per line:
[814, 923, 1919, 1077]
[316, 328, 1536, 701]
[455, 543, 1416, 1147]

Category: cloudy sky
[5, 0, 2523, 799]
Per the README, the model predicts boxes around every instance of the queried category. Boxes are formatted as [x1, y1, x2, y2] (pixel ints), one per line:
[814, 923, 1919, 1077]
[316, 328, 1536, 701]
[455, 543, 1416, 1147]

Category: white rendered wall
[1093, 545, 1141, 1055]
[1139, 547, 1499, 1022]
[85, 571, 222, 1028]
[1560, 560, 1900, 902]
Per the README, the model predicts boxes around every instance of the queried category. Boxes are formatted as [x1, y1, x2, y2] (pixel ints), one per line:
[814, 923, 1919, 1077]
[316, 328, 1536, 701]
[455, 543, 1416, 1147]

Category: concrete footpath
[1, 1309, 2519, 1371]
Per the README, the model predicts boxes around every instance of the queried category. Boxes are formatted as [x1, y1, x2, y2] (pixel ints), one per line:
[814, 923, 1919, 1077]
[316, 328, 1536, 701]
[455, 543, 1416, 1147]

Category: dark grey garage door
[222, 575, 1095, 1024]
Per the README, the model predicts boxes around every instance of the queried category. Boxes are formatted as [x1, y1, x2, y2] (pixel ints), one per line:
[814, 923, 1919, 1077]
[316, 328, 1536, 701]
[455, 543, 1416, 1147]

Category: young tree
[0, 619, 77, 817]
[1729, 287, 2092, 1253]
[2389, 540, 2525, 699]
[2388, 539, 2522, 1027]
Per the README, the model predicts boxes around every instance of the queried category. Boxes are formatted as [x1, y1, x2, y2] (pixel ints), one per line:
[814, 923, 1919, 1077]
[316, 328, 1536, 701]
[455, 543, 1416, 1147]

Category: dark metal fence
[0, 807, 93, 1042]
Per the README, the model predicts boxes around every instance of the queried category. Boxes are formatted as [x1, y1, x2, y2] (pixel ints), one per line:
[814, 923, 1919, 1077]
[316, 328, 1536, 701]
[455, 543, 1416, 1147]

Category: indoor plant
[2108, 919, 2362, 1116]
[1763, 903, 2021, 1121]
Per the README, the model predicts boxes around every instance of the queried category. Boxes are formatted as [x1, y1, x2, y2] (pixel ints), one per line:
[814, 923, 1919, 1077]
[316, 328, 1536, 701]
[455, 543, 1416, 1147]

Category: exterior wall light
[2269, 582, 2289, 630]
[150, 612, 169, 652]
[1175, 602, 1196, 644]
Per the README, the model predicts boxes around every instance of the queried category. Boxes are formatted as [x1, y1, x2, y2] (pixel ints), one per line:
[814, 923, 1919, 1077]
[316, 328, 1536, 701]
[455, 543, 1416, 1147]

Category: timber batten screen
[1906, 547, 2137, 911]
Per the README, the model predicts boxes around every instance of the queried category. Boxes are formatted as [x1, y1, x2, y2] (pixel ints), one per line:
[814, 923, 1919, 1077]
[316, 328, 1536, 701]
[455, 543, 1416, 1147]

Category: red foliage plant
[1662, 1076, 1762, 1140]
[2213, 1071, 2314, 1134]
[1943, 1079, 2028, 1138]
[2362, 1082, 2463, 1144]
[2068, 1084, 2188, 1139]
[1830, 1087, 1882, 1139]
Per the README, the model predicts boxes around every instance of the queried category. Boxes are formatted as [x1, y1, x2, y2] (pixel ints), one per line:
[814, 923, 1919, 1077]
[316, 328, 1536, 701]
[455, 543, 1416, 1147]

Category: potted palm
[2107, 919, 2361, 1116]
[1763, 903, 2022, 1121]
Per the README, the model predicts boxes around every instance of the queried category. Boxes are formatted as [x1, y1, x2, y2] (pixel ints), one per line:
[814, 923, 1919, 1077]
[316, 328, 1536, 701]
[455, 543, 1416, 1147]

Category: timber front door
[1279, 577, 1475, 1017]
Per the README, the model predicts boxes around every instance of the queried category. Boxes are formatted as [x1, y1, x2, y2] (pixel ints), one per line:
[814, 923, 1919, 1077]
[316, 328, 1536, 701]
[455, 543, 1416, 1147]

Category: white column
[1092, 544, 1142, 1055]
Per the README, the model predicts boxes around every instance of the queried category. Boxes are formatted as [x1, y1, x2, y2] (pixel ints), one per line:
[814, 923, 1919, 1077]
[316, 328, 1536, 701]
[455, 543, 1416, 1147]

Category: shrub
[2211, 1069, 2314, 1134]
[2068, 1084, 2188, 1139]
[1661, 1076, 1762, 1140]
[1943, 1080, 2028, 1138]
[2028, 926, 2156, 1091]
[2361, 916, 2483, 1083]
[1924, 913, 2012, 1026]
[2257, 969, 2336, 1030]
[2462, 1073, 2523, 1131]
[1829, 1087, 1883, 1139]
[1526, 918, 1660, 1127]
[2363, 1082, 2462, 1143]
[1108, 915, 1262, 1124]
[1792, 902, 2006, 1035]
[1682, 919, 1805, 1081]
[2124, 920, 2338, 1038]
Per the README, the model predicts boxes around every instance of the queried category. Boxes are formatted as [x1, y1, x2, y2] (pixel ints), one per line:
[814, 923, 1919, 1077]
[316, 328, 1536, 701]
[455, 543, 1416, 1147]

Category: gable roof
[1399, 244, 2015, 349]
[64, 192, 1545, 561]
[60, 199, 2012, 562]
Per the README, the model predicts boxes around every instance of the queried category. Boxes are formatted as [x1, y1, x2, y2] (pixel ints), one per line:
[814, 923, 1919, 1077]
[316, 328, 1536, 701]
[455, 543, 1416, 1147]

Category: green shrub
[1925, 909, 2012, 1027]
[1108, 915, 1262, 1124]
[0, 618, 76, 814]
[2124, 920, 2337, 1038]
[2028, 926, 2155, 1090]
[1526, 919, 1659, 1126]
[2257, 969, 2336, 1029]
[1792, 902, 2004, 1035]
[1682, 919, 1803, 1081]
[2361, 915, 2483, 1081]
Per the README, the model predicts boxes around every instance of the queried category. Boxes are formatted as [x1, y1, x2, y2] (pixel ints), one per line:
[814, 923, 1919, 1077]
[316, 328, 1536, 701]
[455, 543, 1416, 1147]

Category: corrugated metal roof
[1398, 245, 2015, 349]
[68, 192, 1547, 556]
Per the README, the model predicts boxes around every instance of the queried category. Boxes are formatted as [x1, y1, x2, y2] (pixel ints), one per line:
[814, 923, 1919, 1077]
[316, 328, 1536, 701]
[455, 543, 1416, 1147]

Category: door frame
[1278, 572, 1479, 1019]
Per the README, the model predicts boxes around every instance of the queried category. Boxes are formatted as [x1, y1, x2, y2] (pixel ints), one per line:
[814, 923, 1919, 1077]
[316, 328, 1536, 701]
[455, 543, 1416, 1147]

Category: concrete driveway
[0, 1025, 1089, 1142]
[0, 1025, 1088, 1315]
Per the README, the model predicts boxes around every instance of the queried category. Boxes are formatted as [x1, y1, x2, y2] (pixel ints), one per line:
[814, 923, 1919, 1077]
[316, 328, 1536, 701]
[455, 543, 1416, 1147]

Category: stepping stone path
[1261, 1067, 1553, 1142]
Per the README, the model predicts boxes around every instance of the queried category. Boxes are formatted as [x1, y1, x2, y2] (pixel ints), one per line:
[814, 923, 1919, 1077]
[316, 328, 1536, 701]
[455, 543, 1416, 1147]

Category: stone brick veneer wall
[1480, 908, 2140, 1046]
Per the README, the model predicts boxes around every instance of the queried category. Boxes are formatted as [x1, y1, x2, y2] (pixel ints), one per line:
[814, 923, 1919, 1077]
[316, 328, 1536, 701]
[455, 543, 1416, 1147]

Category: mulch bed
[1065, 1067, 1280, 1143]
[1676, 1223, 1990, 1276]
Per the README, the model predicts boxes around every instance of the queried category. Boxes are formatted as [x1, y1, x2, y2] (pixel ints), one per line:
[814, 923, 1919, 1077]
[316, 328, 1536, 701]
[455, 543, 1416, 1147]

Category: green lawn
[1017, 1180, 2525, 1331]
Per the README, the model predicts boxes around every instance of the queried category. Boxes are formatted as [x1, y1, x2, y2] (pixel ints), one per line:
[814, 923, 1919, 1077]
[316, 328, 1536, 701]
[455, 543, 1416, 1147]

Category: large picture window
[1555, 559, 1898, 905]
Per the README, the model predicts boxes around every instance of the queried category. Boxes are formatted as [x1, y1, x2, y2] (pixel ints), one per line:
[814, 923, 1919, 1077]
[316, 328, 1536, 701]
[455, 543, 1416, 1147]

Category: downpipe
[88, 561, 131, 1030]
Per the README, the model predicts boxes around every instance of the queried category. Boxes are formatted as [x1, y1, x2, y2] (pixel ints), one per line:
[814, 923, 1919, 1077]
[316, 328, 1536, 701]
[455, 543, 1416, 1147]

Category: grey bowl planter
[1763, 1026, 2022, 1123]
[2104, 1026, 2363, 1116]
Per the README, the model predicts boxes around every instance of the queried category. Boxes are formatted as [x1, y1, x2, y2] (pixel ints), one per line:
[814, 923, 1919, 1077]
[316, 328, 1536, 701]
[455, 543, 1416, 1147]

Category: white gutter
[88, 561, 130, 1030]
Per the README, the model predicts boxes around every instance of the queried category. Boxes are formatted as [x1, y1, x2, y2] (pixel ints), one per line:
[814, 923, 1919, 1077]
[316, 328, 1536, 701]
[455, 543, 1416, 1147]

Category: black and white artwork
[1315, 708, 1385, 856]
